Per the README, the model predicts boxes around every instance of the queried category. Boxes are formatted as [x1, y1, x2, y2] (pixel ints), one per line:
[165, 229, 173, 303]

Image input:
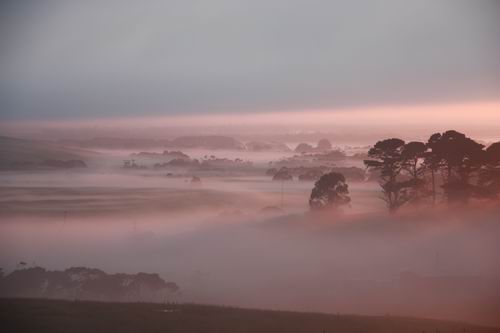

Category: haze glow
[3, 101, 499, 142]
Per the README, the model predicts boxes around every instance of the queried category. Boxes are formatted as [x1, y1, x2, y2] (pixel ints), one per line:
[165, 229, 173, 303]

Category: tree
[265, 168, 278, 176]
[272, 167, 293, 181]
[295, 143, 314, 153]
[478, 142, 500, 198]
[316, 138, 332, 151]
[427, 130, 485, 203]
[309, 172, 350, 210]
[401, 142, 426, 179]
[401, 141, 427, 202]
[423, 133, 443, 205]
[364, 138, 414, 212]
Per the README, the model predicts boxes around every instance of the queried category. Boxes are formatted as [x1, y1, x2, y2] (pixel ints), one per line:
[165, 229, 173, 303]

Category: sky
[1, 0, 500, 124]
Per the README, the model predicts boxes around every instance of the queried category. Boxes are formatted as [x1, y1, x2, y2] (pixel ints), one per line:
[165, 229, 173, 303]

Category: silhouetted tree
[265, 168, 278, 176]
[427, 130, 485, 203]
[295, 143, 314, 153]
[272, 167, 293, 181]
[401, 142, 426, 179]
[309, 172, 350, 210]
[401, 141, 427, 202]
[0, 266, 178, 302]
[423, 133, 443, 205]
[478, 142, 500, 198]
[364, 138, 415, 212]
[316, 138, 332, 151]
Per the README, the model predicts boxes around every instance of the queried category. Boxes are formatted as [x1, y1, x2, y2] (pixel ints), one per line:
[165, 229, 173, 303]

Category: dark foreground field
[1, 298, 499, 333]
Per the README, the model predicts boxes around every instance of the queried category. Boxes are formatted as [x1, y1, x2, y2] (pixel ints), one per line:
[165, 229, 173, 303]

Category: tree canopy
[364, 130, 500, 212]
[309, 172, 350, 211]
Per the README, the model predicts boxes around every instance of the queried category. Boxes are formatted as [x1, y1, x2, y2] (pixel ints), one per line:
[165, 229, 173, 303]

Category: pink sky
[2, 101, 499, 143]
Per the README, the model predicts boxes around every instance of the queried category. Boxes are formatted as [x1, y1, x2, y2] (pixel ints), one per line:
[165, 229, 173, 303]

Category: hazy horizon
[2, 101, 499, 145]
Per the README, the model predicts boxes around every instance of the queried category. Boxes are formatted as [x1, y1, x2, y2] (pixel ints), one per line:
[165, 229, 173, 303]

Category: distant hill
[60, 137, 164, 149]
[60, 135, 246, 150]
[167, 135, 245, 150]
[0, 136, 96, 170]
[1, 298, 499, 333]
[245, 140, 292, 152]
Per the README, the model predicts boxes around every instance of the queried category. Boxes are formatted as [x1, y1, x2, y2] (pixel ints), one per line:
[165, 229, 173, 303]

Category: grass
[1, 298, 499, 333]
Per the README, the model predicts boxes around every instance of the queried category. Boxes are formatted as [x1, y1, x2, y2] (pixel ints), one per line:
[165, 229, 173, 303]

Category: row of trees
[364, 130, 500, 212]
[308, 130, 500, 213]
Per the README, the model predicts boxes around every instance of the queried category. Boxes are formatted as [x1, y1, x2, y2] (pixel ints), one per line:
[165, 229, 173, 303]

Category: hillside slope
[1, 298, 499, 333]
[0, 136, 96, 169]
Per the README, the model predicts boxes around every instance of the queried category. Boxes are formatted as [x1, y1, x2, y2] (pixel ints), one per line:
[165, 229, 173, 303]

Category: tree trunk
[431, 168, 436, 205]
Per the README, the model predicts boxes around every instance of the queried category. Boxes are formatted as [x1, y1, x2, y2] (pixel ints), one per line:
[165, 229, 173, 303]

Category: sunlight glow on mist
[3, 101, 499, 140]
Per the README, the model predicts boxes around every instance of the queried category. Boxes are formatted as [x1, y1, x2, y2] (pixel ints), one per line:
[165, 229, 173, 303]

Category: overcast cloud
[1, 0, 499, 121]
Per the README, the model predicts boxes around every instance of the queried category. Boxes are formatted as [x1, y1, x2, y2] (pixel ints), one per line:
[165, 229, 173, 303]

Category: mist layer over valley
[1, 134, 500, 327]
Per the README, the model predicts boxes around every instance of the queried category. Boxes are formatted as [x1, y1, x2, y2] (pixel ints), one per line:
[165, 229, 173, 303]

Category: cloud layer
[1, 0, 500, 121]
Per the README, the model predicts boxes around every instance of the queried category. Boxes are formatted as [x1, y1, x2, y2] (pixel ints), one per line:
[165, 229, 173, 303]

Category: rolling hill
[0, 136, 97, 170]
[1, 298, 499, 333]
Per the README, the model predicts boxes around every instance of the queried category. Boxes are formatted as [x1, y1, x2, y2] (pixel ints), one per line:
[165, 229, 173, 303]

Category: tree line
[309, 130, 500, 213]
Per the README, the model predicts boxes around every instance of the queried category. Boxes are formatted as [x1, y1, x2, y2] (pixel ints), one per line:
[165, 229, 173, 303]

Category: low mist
[1, 167, 500, 326]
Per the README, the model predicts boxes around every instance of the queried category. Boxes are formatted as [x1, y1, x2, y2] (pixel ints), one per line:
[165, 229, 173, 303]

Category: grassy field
[1, 298, 499, 333]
